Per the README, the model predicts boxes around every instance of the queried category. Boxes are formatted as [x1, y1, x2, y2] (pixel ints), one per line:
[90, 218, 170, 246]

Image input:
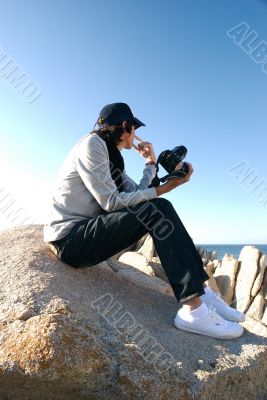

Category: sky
[0, 0, 266, 244]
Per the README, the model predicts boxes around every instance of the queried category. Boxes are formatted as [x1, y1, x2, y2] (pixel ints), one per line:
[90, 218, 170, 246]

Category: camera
[149, 145, 190, 187]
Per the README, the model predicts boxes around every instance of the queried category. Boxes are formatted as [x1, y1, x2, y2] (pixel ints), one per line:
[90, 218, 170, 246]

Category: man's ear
[122, 121, 129, 132]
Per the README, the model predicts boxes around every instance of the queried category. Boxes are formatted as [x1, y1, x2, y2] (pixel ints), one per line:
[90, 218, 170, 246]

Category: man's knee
[150, 197, 174, 211]
[136, 198, 174, 238]
[150, 197, 172, 206]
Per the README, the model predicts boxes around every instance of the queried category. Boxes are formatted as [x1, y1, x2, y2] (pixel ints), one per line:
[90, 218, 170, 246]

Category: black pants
[50, 198, 209, 303]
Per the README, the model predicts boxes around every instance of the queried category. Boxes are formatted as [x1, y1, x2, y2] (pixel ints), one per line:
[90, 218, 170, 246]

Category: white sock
[178, 301, 209, 321]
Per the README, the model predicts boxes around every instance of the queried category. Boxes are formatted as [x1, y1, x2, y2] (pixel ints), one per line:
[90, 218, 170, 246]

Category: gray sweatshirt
[43, 133, 158, 242]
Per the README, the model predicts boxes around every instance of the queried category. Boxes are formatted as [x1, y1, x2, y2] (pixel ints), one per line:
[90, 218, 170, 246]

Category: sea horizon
[196, 244, 267, 261]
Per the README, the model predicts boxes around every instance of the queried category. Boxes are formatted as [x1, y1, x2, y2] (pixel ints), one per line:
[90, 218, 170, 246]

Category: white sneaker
[174, 304, 244, 339]
[201, 288, 245, 323]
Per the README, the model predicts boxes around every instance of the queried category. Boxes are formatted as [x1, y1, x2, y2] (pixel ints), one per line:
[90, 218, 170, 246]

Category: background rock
[203, 265, 220, 293]
[233, 246, 261, 312]
[204, 261, 215, 276]
[118, 252, 155, 276]
[137, 234, 155, 262]
[246, 291, 265, 321]
[149, 259, 169, 283]
[0, 225, 266, 400]
[196, 247, 218, 266]
[251, 254, 267, 297]
[214, 254, 239, 304]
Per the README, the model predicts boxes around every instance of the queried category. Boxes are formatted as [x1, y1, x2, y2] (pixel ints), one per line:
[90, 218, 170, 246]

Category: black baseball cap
[97, 102, 145, 129]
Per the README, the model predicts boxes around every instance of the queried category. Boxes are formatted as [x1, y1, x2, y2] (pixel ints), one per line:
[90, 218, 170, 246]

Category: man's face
[124, 124, 136, 149]
[117, 122, 137, 150]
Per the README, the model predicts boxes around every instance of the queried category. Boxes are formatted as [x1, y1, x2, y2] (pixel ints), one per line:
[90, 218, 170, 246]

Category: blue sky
[0, 0, 266, 243]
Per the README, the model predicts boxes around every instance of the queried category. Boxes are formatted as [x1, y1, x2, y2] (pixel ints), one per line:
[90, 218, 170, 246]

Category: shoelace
[211, 291, 241, 314]
[210, 291, 227, 304]
[207, 305, 225, 322]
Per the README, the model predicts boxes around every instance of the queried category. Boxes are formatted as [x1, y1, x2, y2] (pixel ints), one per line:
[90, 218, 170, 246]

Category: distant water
[197, 244, 267, 261]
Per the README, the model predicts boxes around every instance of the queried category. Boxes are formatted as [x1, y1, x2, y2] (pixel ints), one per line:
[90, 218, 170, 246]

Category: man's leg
[55, 198, 209, 304]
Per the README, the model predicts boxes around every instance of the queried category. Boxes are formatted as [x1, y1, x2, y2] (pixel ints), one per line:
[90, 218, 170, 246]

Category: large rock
[137, 234, 155, 262]
[118, 252, 155, 276]
[262, 306, 267, 325]
[251, 254, 267, 297]
[106, 259, 173, 297]
[233, 246, 261, 312]
[246, 291, 265, 321]
[149, 259, 169, 283]
[203, 263, 220, 294]
[247, 265, 267, 323]
[0, 225, 267, 400]
[214, 254, 239, 304]
[204, 261, 215, 276]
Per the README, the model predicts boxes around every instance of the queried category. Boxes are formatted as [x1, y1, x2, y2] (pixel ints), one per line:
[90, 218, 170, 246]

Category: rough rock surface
[149, 259, 169, 283]
[214, 254, 239, 304]
[203, 265, 220, 294]
[234, 247, 265, 313]
[247, 266, 267, 322]
[251, 254, 267, 297]
[106, 258, 173, 297]
[137, 234, 155, 262]
[0, 225, 266, 400]
[118, 251, 155, 276]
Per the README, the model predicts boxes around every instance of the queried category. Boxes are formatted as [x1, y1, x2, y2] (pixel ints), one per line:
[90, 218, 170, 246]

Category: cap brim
[134, 117, 145, 129]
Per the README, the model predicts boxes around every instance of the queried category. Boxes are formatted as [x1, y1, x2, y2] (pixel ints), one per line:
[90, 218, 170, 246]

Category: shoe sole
[174, 318, 244, 339]
[223, 315, 246, 323]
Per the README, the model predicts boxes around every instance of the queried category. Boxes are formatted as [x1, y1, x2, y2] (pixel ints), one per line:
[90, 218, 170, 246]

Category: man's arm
[121, 164, 157, 192]
[74, 134, 158, 212]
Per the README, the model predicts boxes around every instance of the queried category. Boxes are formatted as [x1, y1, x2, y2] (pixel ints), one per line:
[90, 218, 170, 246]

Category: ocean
[197, 244, 267, 261]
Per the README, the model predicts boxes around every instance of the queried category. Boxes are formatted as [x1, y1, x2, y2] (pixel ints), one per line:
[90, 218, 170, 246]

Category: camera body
[157, 145, 189, 183]
[148, 145, 190, 187]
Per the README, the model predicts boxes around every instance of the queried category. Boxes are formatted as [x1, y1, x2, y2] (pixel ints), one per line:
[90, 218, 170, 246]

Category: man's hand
[156, 162, 194, 196]
[132, 135, 157, 163]
[174, 161, 194, 183]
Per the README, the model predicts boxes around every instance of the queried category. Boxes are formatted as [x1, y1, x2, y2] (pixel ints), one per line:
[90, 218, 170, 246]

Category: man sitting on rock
[43, 102, 245, 339]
